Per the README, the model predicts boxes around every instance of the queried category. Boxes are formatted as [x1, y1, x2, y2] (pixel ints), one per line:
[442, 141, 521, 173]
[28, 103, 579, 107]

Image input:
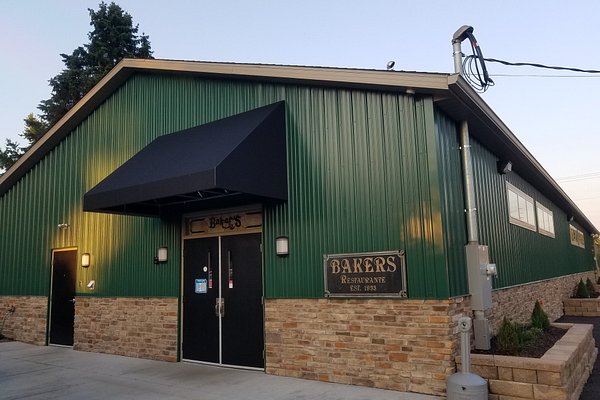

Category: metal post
[460, 318, 471, 374]
[453, 40, 464, 74]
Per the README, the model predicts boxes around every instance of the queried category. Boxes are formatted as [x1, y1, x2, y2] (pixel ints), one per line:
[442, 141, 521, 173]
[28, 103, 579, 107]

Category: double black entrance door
[183, 233, 263, 368]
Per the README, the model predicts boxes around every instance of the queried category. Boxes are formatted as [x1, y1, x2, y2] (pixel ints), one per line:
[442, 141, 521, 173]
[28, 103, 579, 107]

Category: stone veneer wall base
[74, 297, 178, 362]
[0, 296, 47, 345]
[488, 271, 596, 333]
[265, 297, 470, 397]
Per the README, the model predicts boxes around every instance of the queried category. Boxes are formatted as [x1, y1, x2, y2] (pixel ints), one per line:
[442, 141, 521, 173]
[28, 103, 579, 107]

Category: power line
[484, 58, 600, 74]
[573, 195, 600, 201]
[481, 74, 600, 78]
[556, 172, 600, 183]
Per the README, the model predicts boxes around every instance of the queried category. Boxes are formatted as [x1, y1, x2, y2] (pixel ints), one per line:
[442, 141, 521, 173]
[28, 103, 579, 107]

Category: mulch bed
[472, 326, 567, 358]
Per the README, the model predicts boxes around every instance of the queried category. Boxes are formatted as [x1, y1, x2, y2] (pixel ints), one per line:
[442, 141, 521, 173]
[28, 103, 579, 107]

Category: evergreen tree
[22, 113, 49, 144]
[0, 140, 25, 173]
[0, 1, 152, 174]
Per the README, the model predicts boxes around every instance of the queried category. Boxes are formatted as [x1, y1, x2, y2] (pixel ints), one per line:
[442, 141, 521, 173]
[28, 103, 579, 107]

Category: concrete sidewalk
[0, 341, 441, 400]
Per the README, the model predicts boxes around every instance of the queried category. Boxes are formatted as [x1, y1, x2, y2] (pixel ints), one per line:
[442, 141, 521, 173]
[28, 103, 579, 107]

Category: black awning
[83, 101, 286, 217]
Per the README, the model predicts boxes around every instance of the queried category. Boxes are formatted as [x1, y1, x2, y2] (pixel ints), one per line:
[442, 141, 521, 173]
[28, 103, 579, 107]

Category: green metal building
[0, 59, 596, 396]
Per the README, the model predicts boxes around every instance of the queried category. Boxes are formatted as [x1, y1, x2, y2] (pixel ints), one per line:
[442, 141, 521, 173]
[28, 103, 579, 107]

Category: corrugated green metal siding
[470, 137, 595, 289]
[433, 110, 468, 297]
[264, 92, 449, 299]
[1, 74, 450, 299]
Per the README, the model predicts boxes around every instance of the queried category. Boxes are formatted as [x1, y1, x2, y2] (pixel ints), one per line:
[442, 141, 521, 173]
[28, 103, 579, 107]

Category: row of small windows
[506, 182, 587, 248]
[506, 182, 555, 237]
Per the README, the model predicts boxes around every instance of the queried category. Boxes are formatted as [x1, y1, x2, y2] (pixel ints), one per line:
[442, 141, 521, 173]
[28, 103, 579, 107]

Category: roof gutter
[447, 74, 598, 234]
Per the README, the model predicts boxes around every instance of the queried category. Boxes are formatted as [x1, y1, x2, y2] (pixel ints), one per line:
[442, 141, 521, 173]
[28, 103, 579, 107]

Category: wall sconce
[81, 253, 91, 268]
[276, 236, 289, 257]
[497, 160, 512, 174]
[154, 246, 168, 264]
[86, 280, 95, 290]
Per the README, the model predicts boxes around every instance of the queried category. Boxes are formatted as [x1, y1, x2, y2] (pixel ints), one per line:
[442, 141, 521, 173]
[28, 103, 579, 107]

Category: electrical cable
[461, 32, 494, 92]
[483, 58, 600, 74]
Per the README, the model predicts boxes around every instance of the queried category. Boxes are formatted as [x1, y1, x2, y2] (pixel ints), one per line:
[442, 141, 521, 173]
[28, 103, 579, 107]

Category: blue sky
[1, 0, 599, 227]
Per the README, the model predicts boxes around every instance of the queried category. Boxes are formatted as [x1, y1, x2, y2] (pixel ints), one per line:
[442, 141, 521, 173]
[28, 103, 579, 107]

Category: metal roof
[0, 58, 596, 233]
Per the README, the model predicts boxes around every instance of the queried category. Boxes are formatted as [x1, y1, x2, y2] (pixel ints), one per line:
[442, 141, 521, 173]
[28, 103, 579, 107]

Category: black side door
[49, 249, 77, 346]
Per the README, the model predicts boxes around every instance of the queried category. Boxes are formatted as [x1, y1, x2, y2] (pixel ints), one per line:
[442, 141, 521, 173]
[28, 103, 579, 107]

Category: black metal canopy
[83, 101, 287, 217]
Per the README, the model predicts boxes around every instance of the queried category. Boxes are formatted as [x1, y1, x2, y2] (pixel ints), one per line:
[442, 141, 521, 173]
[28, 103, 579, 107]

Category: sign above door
[185, 209, 262, 237]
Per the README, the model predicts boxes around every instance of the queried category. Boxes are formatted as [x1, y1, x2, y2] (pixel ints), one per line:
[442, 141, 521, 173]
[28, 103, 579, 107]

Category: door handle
[214, 298, 225, 317]
[68, 298, 76, 304]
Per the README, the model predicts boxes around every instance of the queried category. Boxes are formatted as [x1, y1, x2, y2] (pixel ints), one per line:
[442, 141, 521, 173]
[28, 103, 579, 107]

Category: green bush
[521, 327, 543, 343]
[586, 278, 597, 297]
[496, 318, 522, 355]
[575, 279, 590, 298]
[531, 300, 550, 331]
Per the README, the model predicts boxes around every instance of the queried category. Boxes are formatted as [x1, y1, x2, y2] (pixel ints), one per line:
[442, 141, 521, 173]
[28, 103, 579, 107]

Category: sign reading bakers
[324, 250, 407, 297]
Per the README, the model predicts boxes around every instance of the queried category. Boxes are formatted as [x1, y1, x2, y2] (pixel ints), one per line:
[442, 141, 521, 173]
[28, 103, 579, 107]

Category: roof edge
[0, 59, 451, 197]
[0, 59, 596, 234]
[447, 74, 598, 234]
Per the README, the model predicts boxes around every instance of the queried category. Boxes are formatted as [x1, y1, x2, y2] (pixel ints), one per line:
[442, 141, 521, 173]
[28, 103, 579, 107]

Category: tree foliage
[0, 1, 152, 174]
[0, 140, 25, 173]
[39, 2, 153, 127]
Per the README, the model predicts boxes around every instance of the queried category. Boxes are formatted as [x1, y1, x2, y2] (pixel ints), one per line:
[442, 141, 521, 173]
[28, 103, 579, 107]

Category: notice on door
[324, 250, 407, 297]
[195, 279, 208, 294]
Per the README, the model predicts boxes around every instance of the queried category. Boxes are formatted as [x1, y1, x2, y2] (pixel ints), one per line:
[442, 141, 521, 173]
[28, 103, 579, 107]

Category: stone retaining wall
[487, 272, 596, 334]
[0, 296, 47, 345]
[563, 298, 600, 316]
[264, 297, 470, 396]
[74, 297, 178, 362]
[457, 323, 597, 400]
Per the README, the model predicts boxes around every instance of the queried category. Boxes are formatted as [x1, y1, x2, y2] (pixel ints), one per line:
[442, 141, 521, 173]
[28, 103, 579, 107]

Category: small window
[569, 225, 585, 248]
[506, 182, 536, 231]
[536, 203, 555, 238]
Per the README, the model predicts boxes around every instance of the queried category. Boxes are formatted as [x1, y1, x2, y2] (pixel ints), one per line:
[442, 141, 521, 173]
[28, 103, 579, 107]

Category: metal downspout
[460, 121, 478, 244]
[453, 28, 479, 245]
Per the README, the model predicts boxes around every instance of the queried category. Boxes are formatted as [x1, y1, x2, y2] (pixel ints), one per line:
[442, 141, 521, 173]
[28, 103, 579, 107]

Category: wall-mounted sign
[186, 210, 262, 237]
[324, 250, 407, 297]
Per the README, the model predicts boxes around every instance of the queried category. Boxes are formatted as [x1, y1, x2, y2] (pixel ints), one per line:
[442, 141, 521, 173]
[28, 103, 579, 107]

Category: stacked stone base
[265, 297, 470, 396]
[0, 296, 47, 345]
[2, 271, 598, 397]
[74, 297, 178, 362]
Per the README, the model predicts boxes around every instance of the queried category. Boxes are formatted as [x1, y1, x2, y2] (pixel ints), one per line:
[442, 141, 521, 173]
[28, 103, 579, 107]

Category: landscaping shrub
[575, 279, 590, 298]
[496, 318, 522, 355]
[586, 278, 598, 297]
[521, 327, 543, 343]
[531, 300, 550, 331]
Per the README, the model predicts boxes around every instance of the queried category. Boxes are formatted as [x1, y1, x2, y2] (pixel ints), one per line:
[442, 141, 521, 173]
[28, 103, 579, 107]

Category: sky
[1, 0, 599, 228]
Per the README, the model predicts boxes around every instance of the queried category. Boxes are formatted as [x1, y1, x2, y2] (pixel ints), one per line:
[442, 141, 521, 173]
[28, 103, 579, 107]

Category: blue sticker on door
[195, 279, 208, 294]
